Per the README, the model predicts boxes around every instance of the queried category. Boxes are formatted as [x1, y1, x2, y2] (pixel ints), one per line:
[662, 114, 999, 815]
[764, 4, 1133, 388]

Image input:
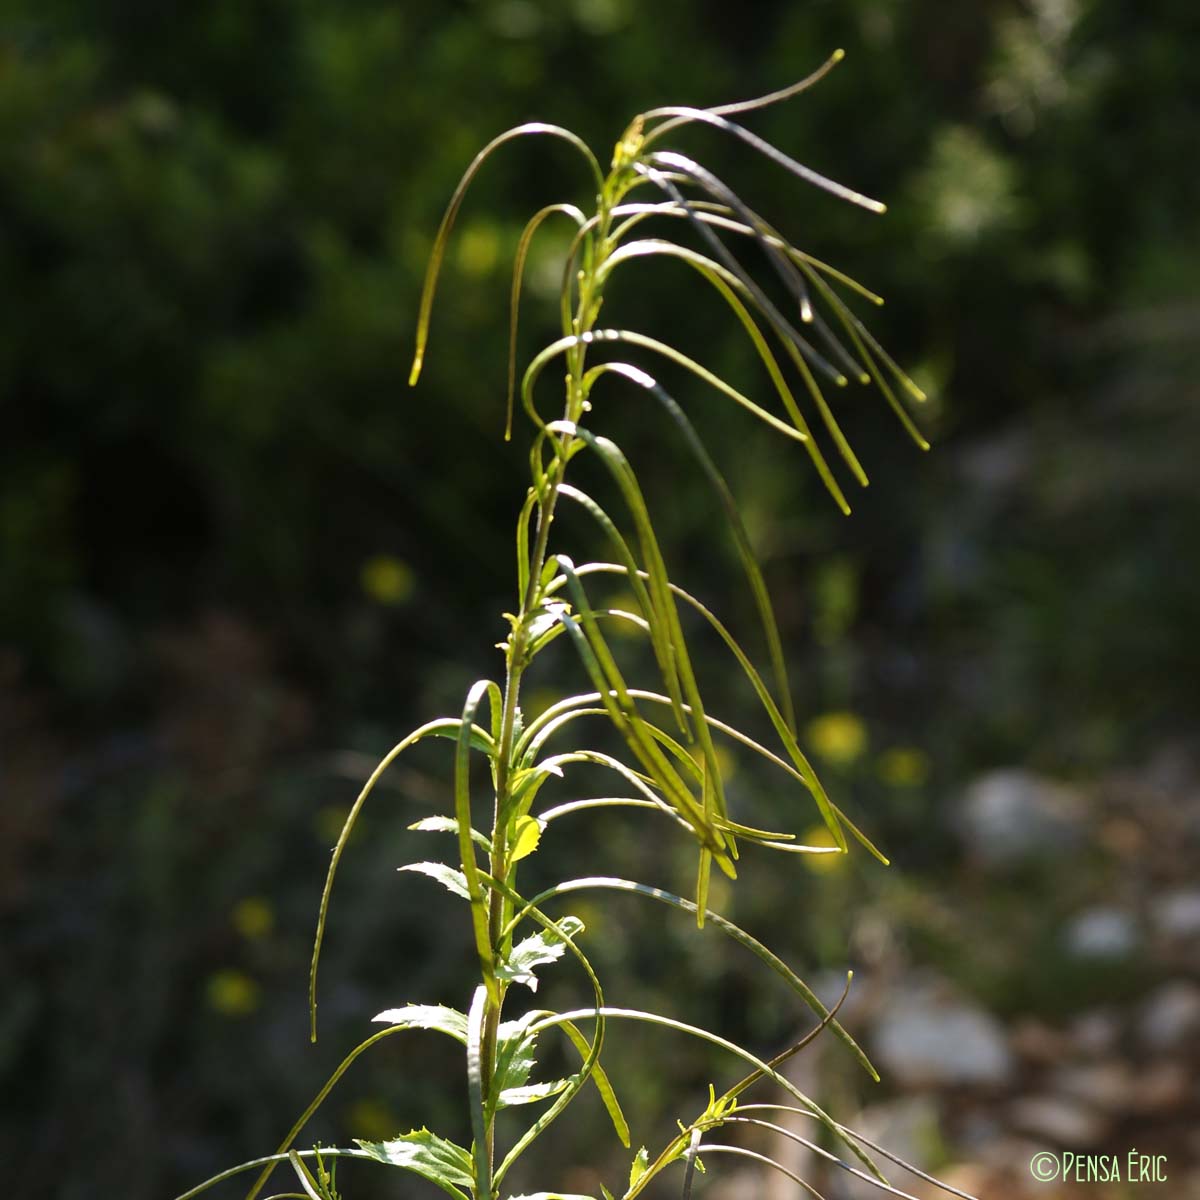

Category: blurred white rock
[872, 979, 1013, 1088]
[1009, 1094, 1110, 1147]
[1049, 1061, 1135, 1113]
[1067, 1008, 1122, 1056]
[958, 769, 1085, 866]
[1064, 906, 1137, 959]
[1152, 888, 1200, 941]
[826, 1098, 940, 1200]
[1137, 980, 1200, 1049]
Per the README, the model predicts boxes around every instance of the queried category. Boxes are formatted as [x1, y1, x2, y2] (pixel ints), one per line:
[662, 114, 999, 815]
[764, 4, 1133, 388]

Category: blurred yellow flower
[315, 803, 352, 846]
[604, 591, 644, 639]
[521, 687, 560, 723]
[456, 222, 501, 276]
[806, 711, 867, 765]
[232, 896, 274, 940]
[703, 873, 732, 913]
[361, 554, 414, 606]
[345, 1098, 400, 1142]
[878, 746, 930, 788]
[689, 742, 738, 783]
[206, 968, 260, 1017]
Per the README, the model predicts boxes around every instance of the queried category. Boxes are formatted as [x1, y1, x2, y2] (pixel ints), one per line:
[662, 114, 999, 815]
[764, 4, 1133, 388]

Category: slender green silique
[178, 50, 978, 1200]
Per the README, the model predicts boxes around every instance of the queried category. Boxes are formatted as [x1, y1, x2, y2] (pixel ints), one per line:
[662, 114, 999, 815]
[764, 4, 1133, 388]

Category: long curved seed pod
[409, 124, 603, 386]
[640, 103, 885, 215]
[309, 717, 496, 1042]
[503, 876, 875, 1079]
[589, 359, 799, 733]
[507, 203, 586, 439]
[633, 164, 871, 491]
[528, 1006, 881, 1181]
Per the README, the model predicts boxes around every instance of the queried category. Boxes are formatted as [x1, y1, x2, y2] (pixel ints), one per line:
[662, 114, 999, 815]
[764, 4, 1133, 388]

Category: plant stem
[474, 181, 615, 1199]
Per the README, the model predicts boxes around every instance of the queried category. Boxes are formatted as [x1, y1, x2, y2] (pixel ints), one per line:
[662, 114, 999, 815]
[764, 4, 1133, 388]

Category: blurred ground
[2, 2, 1198, 1198]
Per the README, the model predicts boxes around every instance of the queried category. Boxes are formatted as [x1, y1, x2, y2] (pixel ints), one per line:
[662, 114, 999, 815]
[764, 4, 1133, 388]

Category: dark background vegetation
[3, 1, 1198, 1197]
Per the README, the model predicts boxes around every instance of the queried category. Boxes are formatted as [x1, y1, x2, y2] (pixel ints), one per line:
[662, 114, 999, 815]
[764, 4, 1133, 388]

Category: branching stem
[476, 174, 619, 1199]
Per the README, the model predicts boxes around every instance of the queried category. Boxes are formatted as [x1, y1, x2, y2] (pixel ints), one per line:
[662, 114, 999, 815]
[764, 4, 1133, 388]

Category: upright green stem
[474, 178, 617, 1199]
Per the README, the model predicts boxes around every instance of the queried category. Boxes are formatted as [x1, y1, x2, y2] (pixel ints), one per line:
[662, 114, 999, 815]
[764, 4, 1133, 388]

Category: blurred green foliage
[2, 1, 1198, 1197]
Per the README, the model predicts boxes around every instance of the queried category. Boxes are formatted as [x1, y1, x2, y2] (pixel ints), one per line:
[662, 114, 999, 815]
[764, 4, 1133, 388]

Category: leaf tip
[408, 357, 424, 387]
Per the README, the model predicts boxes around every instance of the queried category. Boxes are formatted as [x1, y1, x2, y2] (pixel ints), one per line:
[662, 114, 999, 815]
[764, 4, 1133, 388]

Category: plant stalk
[474, 186, 615, 1199]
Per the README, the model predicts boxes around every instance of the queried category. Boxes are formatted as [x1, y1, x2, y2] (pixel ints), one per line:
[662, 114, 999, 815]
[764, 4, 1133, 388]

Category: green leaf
[497, 915, 585, 991]
[498, 1079, 571, 1107]
[506, 762, 564, 821]
[399, 861, 470, 900]
[370, 1004, 468, 1043]
[408, 816, 492, 851]
[629, 1147, 650, 1189]
[356, 1128, 475, 1200]
[496, 1012, 540, 1081]
[510, 815, 544, 862]
[516, 486, 538, 604]
[507, 1194, 597, 1200]
[484, 882, 609, 1191]
[484, 1010, 543, 1124]
[524, 603, 569, 648]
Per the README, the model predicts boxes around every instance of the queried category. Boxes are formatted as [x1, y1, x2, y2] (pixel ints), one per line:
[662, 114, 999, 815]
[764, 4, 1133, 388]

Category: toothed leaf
[498, 1078, 572, 1107]
[408, 816, 492, 851]
[496, 915, 584, 990]
[356, 1128, 474, 1200]
[629, 1146, 650, 1189]
[510, 815, 544, 862]
[370, 1003, 469, 1043]
[399, 861, 470, 899]
[507, 1194, 597, 1200]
